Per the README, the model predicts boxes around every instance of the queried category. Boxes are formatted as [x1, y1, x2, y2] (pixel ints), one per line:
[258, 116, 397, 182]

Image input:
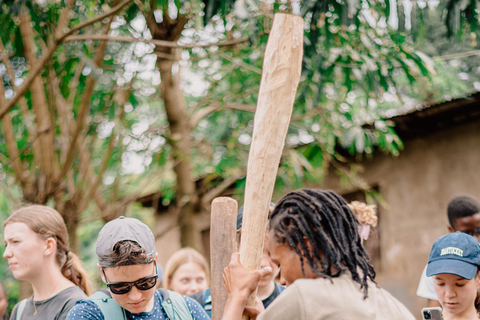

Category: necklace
[33, 280, 61, 316]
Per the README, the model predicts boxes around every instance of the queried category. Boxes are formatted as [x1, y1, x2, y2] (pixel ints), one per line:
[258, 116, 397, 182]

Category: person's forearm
[222, 295, 249, 320]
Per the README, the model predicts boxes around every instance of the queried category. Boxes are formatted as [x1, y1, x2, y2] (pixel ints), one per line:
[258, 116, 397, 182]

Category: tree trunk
[156, 56, 202, 251]
[146, 11, 203, 251]
[54, 193, 80, 254]
[19, 10, 59, 201]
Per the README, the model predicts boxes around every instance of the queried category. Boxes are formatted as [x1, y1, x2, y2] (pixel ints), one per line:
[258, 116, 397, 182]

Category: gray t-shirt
[10, 286, 87, 320]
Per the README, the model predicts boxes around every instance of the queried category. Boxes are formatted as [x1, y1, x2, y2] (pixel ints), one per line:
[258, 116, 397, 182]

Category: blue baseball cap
[426, 232, 480, 280]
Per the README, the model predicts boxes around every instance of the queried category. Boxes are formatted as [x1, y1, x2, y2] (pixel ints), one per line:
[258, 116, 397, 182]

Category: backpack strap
[16, 299, 28, 320]
[88, 289, 127, 320]
[203, 288, 212, 315]
[159, 288, 193, 320]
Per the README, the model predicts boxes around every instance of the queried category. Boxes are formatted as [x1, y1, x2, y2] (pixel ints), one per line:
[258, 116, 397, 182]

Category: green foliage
[442, 0, 479, 37]
[388, 8, 480, 104]
[202, 0, 235, 24]
[180, 1, 436, 193]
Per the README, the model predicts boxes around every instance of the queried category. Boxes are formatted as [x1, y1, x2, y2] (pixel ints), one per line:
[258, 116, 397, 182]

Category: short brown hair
[102, 240, 155, 267]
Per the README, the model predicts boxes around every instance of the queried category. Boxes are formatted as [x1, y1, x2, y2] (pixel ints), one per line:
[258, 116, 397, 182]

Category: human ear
[44, 237, 57, 256]
[97, 264, 107, 283]
[448, 225, 455, 233]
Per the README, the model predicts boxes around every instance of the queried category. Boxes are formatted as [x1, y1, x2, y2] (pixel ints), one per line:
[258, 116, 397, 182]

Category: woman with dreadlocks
[222, 189, 414, 319]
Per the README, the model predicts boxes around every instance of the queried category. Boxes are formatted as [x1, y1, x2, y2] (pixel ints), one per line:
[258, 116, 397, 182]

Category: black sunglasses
[102, 262, 158, 295]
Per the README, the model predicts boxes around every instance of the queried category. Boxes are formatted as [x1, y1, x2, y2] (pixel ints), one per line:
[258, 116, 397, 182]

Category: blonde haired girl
[164, 248, 209, 296]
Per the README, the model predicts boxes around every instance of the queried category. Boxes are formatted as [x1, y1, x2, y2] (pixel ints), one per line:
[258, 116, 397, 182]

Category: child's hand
[243, 297, 265, 319]
[223, 252, 273, 301]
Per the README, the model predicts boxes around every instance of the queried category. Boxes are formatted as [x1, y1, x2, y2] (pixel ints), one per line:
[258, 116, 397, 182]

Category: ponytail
[61, 250, 93, 296]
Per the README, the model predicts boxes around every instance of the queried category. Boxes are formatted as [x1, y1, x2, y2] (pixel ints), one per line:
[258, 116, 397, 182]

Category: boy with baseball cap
[426, 232, 480, 320]
[67, 216, 209, 320]
[417, 194, 480, 307]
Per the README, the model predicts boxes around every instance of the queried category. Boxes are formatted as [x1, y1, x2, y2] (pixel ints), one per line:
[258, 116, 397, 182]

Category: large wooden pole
[238, 13, 303, 316]
[210, 197, 238, 320]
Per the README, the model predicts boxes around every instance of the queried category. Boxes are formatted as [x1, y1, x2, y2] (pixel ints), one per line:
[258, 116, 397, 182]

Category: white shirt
[416, 265, 438, 300]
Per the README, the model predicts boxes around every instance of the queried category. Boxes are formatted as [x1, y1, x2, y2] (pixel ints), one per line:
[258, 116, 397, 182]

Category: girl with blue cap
[427, 232, 480, 320]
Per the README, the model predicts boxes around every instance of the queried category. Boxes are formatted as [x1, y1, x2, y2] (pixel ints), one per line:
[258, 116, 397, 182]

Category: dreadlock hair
[269, 188, 376, 298]
[447, 195, 480, 229]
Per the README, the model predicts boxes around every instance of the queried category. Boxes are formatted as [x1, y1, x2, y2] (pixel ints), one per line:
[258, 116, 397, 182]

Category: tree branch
[190, 104, 256, 127]
[0, 46, 57, 117]
[0, 126, 47, 171]
[58, 19, 114, 180]
[55, 7, 71, 39]
[49, 63, 80, 196]
[61, 0, 133, 40]
[0, 0, 133, 119]
[191, 103, 323, 128]
[63, 34, 250, 49]
[434, 50, 480, 61]
[84, 89, 128, 206]
[0, 80, 25, 185]
[190, 106, 220, 128]
[0, 39, 19, 87]
[49, 67, 72, 161]
[0, 38, 37, 159]
[329, 159, 371, 191]
[18, 10, 59, 191]
[218, 52, 262, 74]
[222, 104, 256, 113]
[0, 116, 22, 178]
[67, 62, 84, 108]
[75, 133, 111, 214]
[201, 172, 245, 208]
[153, 51, 176, 60]
[291, 108, 326, 121]
[0, 152, 10, 164]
